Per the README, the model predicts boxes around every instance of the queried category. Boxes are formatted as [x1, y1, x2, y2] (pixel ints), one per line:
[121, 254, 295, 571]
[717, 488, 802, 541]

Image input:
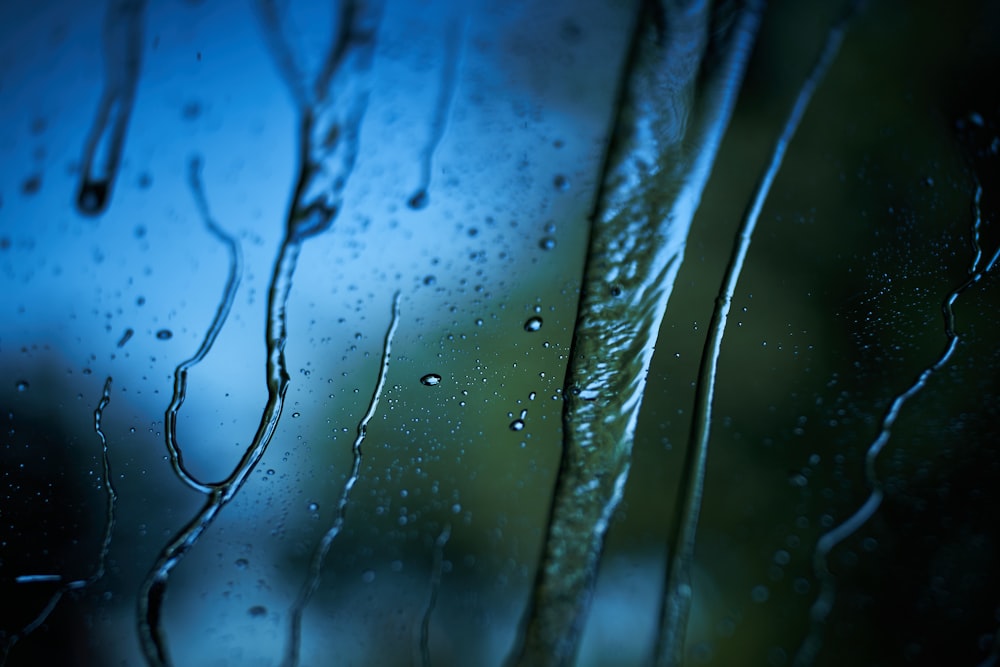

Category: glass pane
[2, 0, 998, 666]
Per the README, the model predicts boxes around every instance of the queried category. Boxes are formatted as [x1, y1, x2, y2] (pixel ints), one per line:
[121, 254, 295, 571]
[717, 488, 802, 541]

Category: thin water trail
[416, 522, 452, 667]
[509, 2, 762, 665]
[138, 4, 384, 663]
[76, 0, 147, 216]
[407, 11, 466, 210]
[793, 180, 1000, 666]
[654, 4, 862, 664]
[162, 157, 244, 494]
[138, 239, 298, 667]
[3, 377, 117, 666]
[257, 0, 384, 241]
[280, 292, 400, 667]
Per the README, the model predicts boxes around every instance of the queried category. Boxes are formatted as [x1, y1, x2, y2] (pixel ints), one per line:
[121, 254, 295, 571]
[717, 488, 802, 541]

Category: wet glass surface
[1, 0, 999, 665]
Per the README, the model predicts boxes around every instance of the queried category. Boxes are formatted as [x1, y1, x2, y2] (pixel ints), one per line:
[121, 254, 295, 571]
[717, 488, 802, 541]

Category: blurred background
[1, 0, 998, 665]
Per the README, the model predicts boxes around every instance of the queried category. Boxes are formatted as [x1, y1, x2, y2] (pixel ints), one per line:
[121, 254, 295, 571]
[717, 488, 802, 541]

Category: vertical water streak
[138, 4, 384, 664]
[162, 157, 244, 494]
[257, 0, 385, 241]
[407, 11, 465, 210]
[138, 237, 299, 667]
[2, 377, 117, 666]
[416, 523, 452, 667]
[509, 2, 762, 665]
[654, 4, 861, 665]
[793, 181, 1000, 666]
[76, 0, 147, 216]
[282, 293, 401, 667]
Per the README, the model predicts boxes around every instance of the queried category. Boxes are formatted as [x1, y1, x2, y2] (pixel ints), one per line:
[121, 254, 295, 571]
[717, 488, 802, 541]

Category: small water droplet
[423, 275, 436, 286]
[234, 558, 249, 570]
[15, 380, 29, 392]
[117, 328, 134, 348]
[509, 419, 525, 431]
[524, 316, 543, 332]
[553, 174, 569, 191]
[21, 174, 42, 196]
[420, 373, 442, 387]
[291, 412, 301, 418]
[155, 329, 173, 340]
[539, 237, 556, 250]
[248, 605, 267, 617]
[307, 502, 319, 512]
[266, 468, 275, 475]
[407, 189, 429, 210]
[361, 569, 376, 583]
[77, 179, 110, 216]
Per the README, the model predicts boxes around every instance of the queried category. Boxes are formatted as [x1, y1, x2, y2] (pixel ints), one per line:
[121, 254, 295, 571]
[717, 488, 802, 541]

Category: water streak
[509, 2, 762, 664]
[282, 292, 401, 667]
[417, 523, 452, 667]
[162, 157, 244, 494]
[138, 241, 297, 666]
[76, 0, 147, 216]
[655, 4, 861, 664]
[2, 377, 117, 666]
[793, 180, 1000, 666]
[138, 4, 383, 663]
[407, 11, 465, 210]
[257, 0, 384, 241]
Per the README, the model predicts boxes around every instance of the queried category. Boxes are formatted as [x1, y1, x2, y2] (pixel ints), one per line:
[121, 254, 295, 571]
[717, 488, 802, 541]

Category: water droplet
[234, 558, 249, 570]
[181, 101, 201, 121]
[407, 189, 429, 210]
[361, 569, 376, 583]
[117, 328, 134, 348]
[21, 174, 42, 196]
[420, 373, 442, 387]
[553, 174, 569, 191]
[15, 380, 29, 392]
[155, 329, 173, 340]
[77, 179, 110, 216]
[509, 419, 525, 431]
[291, 412, 301, 418]
[266, 468, 275, 475]
[307, 502, 319, 512]
[524, 316, 543, 332]
[248, 605, 267, 617]
[539, 237, 556, 250]
[423, 275, 436, 286]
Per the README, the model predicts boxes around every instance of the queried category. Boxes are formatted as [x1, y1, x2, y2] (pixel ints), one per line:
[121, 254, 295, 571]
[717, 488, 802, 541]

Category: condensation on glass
[1, 0, 999, 666]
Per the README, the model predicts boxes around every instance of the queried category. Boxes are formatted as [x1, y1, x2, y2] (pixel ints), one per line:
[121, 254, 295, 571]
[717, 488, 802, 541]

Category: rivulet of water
[509, 2, 762, 664]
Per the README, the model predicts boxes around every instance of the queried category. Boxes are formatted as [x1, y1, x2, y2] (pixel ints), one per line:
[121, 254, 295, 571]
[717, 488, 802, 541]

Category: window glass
[1, 0, 998, 665]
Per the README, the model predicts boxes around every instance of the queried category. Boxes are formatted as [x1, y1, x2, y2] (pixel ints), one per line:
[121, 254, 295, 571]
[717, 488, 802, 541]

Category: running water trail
[407, 11, 465, 211]
[281, 293, 401, 667]
[257, 0, 384, 241]
[654, 4, 861, 664]
[162, 157, 244, 494]
[76, 0, 147, 216]
[3, 377, 117, 666]
[137, 3, 384, 664]
[509, 2, 762, 665]
[416, 523, 452, 667]
[793, 180, 1000, 666]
